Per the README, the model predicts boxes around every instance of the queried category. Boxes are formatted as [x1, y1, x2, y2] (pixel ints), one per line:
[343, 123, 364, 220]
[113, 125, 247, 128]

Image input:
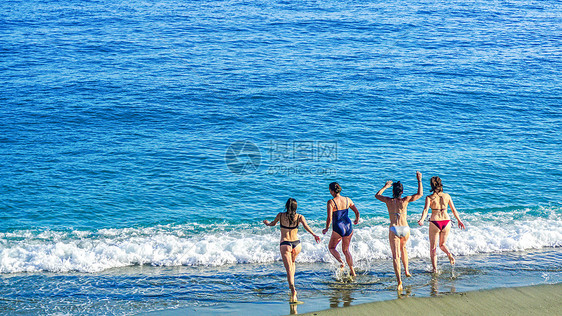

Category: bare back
[385, 198, 409, 226]
[328, 196, 348, 213]
[279, 212, 300, 242]
[428, 192, 451, 221]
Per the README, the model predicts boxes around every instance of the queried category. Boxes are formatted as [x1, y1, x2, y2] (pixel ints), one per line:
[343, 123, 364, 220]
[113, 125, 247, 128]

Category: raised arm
[375, 180, 393, 202]
[406, 171, 423, 202]
[322, 201, 334, 235]
[263, 213, 281, 227]
[299, 215, 321, 243]
[418, 196, 430, 226]
[448, 195, 465, 229]
[348, 198, 360, 225]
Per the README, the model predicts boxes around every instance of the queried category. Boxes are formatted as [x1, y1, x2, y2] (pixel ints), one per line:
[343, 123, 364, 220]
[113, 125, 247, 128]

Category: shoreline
[301, 283, 562, 316]
[138, 248, 562, 315]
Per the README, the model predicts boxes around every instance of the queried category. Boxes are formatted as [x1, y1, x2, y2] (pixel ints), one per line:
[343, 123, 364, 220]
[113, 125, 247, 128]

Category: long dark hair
[285, 198, 298, 226]
[430, 176, 443, 193]
[392, 181, 403, 198]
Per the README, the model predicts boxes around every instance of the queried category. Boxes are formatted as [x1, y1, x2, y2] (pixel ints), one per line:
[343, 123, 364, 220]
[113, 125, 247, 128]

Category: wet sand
[302, 283, 562, 316]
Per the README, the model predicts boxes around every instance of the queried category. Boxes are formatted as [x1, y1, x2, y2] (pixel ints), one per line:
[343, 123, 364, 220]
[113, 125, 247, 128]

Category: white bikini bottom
[390, 226, 410, 238]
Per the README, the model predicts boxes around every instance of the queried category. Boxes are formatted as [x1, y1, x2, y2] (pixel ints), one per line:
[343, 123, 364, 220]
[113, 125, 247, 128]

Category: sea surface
[1, 0, 561, 315]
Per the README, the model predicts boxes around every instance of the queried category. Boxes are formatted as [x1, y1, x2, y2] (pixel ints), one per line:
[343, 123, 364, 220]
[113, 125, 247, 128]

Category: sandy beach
[2, 0, 562, 314]
[302, 283, 562, 316]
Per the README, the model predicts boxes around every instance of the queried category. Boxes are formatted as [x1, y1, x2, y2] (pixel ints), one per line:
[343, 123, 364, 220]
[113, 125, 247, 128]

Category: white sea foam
[1, 208, 560, 273]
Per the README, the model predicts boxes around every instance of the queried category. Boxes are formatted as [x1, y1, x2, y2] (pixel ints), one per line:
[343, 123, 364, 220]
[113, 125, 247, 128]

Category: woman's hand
[458, 220, 466, 230]
[416, 171, 422, 181]
[322, 228, 329, 235]
[313, 234, 321, 243]
[263, 220, 269, 226]
[418, 219, 424, 226]
[385, 180, 393, 187]
[353, 218, 359, 225]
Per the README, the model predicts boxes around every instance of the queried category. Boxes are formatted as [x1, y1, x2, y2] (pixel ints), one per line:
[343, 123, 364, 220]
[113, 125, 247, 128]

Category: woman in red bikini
[418, 176, 465, 273]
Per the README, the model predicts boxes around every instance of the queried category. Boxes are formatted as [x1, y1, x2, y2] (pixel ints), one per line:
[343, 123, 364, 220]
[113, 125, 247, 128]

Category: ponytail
[285, 198, 298, 226]
[392, 181, 403, 198]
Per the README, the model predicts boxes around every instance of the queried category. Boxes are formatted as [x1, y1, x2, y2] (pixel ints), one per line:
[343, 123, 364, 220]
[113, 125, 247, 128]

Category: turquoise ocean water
[1, 0, 561, 314]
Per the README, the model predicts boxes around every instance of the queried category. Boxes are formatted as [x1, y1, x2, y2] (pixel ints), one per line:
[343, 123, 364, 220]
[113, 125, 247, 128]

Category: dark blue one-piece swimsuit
[332, 198, 352, 237]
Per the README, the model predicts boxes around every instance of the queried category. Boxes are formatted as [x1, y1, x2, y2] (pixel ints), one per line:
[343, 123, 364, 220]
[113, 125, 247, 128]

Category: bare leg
[328, 232, 344, 269]
[341, 233, 355, 277]
[292, 244, 302, 272]
[428, 222, 440, 273]
[389, 230, 402, 290]
[439, 224, 455, 265]
[281, 244, 300, 302]
[400, 233, 411, 277]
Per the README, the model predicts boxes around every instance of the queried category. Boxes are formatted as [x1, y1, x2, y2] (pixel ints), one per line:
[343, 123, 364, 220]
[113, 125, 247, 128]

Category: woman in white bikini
[418, 176, 465, 273]
[375, 171, 423, 291]
[264, 198, 321, 303]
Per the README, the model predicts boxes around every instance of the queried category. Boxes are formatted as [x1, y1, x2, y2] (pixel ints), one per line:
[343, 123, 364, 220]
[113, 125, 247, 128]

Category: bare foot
[338, 262, 345, 276]
[290, 290, 297, 303]
[405, 271, 412, 277]
[397, 282, 403, 292]
[349, 266, 356, 277]
[448, 253, 455, 265]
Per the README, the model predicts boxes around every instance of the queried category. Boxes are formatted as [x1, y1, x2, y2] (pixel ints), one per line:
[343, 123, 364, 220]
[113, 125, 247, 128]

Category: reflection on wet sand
[397, 285, 413, 298]
[430, 273, 457, 296]
[290, 302, 298, 315]
[329, 285, 356, 308]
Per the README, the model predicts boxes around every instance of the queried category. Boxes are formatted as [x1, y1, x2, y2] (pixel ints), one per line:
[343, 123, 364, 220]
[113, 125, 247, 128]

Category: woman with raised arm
[418, 176, 466, 273]
[264, 198, 321, 303]
[322, 182, 360, 277]
[375, 171, 423, 291]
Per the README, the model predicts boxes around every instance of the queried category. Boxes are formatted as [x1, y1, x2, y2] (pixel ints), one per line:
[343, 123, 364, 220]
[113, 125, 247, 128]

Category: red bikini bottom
[430, 220, 450, 231]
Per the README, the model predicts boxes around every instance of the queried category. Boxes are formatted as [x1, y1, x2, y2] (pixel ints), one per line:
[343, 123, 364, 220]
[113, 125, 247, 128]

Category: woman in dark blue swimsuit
[322, 182, 360, 277]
